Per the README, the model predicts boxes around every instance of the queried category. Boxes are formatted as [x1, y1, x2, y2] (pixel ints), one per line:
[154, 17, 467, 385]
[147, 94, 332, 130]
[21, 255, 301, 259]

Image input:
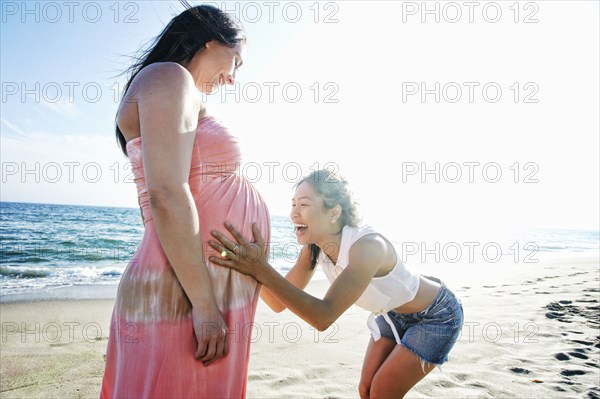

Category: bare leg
[369, 345, 436, 398]
[358, 337, 396, 399]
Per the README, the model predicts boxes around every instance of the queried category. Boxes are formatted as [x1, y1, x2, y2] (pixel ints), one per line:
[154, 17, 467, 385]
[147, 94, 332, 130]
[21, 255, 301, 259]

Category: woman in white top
[209, 169, 464, 398]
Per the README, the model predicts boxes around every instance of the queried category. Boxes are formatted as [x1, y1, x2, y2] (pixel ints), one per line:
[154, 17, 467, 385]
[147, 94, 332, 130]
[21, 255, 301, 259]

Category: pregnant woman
[100, 5, 270, 398]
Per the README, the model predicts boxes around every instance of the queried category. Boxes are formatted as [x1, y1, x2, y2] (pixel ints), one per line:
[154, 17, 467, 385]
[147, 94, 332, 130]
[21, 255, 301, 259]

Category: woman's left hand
[209, 222, 268, 280]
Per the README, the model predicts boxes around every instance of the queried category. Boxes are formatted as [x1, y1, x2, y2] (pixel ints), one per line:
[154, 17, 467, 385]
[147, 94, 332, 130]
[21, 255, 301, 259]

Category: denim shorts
[375, 279, 464, 366]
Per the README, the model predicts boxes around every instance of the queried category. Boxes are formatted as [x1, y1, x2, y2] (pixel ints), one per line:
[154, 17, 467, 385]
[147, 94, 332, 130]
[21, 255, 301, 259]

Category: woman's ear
[330, 204, 342, 223]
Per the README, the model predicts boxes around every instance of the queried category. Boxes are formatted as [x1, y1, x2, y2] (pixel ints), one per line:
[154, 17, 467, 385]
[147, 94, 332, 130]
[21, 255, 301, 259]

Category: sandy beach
[1, 255, 598, 398]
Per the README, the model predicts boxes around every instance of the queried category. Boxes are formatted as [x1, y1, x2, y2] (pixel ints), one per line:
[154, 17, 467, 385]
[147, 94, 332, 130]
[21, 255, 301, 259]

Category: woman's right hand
[209, 222, 269, 280]
[191, 305, 228, 366]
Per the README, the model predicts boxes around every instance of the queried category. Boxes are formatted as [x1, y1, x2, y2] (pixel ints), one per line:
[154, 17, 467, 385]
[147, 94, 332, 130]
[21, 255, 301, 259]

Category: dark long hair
[115, 3, 246, 157]
[295, 169, 360, 270]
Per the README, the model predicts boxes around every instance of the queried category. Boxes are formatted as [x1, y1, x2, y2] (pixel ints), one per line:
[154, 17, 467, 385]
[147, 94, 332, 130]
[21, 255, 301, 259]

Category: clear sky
[1, 1, 599, 239]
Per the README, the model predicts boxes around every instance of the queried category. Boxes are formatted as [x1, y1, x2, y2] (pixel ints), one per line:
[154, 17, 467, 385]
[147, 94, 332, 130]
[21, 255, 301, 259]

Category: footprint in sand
[560, 369, 587, 376]
[570, 339, 594, 346]
[545, 310, 565, 319]
[509, 367, 531, 375]
[545, 302, 572, 322]
[573, 347, 592, 353]
[545, 301, 600, 326]
[569, 352, 589, 359]
[546, 312, 571, 322]
[559, 380, 579, 386]
[438, 380, 458, 388]
[567, 330, 585, 335]
[568, 351, 589, 359]
[467, 382, 489, 389]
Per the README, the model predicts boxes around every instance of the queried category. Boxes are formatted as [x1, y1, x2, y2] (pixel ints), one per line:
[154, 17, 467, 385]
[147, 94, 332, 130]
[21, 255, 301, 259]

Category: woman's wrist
[187, 277, 219, 310]
[255, 260, 276, 286]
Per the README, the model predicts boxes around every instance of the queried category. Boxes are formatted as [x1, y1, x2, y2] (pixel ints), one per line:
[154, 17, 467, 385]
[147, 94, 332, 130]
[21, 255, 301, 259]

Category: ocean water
[1, 201, 598, 299]
[0, 201, 303, 298]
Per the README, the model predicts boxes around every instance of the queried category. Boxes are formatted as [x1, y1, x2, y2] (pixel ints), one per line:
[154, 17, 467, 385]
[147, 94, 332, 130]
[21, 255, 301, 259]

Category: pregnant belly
[195, 178, 270, 246]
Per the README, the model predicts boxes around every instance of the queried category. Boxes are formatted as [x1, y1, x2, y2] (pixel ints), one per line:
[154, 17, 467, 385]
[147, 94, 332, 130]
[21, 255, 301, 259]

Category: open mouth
[294, 224, 308, 234]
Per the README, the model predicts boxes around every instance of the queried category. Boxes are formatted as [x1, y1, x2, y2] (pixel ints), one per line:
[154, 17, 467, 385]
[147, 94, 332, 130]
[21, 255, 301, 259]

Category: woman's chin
[294, 232, 307, 245]
[295, 233, 315, 247]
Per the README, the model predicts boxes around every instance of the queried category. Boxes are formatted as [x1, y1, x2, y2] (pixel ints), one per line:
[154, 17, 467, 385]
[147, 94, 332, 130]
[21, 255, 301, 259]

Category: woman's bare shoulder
[349, 233, 392, 264]
[129, 62, 196, 98]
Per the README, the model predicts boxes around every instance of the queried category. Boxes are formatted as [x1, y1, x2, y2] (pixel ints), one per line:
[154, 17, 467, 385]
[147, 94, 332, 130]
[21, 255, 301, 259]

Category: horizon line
[1, 200, 598, 232]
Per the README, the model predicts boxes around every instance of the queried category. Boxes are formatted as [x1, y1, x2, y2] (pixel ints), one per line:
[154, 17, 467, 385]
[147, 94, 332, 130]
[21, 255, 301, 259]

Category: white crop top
[318, 224, 421, 344]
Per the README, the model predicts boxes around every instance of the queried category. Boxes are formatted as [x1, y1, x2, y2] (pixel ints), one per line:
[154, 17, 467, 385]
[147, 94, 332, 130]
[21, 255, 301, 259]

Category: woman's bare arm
[260, 245, 315, 312]
[135, 62, 226, 365]
[210, 224, 390, 331]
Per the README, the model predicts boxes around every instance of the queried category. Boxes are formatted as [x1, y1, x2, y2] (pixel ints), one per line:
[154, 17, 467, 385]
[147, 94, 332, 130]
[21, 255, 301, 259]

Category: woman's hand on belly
[209, 222, 269, 281]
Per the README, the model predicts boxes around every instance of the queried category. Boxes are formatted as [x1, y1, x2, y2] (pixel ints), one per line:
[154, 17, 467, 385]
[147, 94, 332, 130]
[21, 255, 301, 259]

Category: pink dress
[100, 116, 270, 398]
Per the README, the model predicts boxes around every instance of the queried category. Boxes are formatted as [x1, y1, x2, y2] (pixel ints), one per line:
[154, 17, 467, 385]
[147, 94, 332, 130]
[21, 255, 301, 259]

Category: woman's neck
[317, 226, 344, 264]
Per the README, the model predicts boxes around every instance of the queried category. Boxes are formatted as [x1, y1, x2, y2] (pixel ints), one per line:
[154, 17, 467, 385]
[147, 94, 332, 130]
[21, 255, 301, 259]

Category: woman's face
[198, 40, 245, 93]
[290, 182, 339, 245]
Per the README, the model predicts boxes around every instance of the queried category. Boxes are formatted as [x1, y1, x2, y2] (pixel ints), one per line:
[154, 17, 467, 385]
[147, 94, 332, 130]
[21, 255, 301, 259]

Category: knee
[369, 379, 407, 399]
[358, 380, 370, 399]
[358, 379, 371, 399]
